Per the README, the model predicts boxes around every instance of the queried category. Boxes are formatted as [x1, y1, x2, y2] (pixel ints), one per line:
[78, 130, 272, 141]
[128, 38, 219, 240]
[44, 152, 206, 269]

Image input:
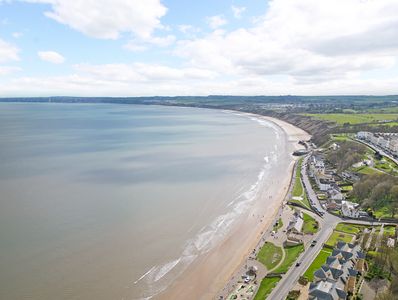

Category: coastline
[156, 113, 311, 300]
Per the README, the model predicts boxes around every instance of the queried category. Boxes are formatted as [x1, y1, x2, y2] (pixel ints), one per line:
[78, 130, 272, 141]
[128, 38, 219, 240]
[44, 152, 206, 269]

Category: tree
[389, 185, 398, 217]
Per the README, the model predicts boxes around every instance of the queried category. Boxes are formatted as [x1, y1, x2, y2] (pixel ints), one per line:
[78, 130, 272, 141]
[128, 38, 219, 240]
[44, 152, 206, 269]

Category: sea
[0, 103, 289, 299]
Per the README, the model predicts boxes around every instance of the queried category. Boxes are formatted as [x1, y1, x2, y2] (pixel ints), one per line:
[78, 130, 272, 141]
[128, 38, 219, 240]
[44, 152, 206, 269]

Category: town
[221, 130, 398, 300]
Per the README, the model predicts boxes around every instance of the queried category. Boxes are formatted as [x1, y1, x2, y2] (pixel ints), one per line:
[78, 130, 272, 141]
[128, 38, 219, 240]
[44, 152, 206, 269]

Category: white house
[341, 201, 360, 218]
[287, 210, 304, 234]
[357, 131, 370, 140]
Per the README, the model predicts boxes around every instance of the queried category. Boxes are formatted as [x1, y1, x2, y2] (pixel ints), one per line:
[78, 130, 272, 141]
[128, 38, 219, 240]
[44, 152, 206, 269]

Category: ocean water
[0, 103, 287, 300]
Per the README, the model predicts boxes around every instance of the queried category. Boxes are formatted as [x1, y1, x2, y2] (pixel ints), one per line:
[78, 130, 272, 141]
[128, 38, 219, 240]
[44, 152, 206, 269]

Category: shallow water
[0, 103, 285, 299]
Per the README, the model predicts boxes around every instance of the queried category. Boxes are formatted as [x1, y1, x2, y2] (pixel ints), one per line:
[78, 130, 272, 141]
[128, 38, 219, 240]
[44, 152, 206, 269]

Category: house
[309, 242, 365, 300]
[308, 279, 347, 300]
[357, 131, 370, 140]
[328, 187, 344, 202]
[309, 155, 326, 177]
[341, 171, 360, 182]
[287, 210, 304, 234]
[326, 201, 341, 210]
[341, 201, 360, 218]
[316, 177, 334, 191]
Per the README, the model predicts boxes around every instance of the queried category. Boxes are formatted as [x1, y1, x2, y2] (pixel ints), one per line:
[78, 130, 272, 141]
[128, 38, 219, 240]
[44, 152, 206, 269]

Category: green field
[256, 242, 283, 270]
[303, 248, 333, 281]
[273, 244, 304, 274]
[253, 277, 281, 300]
[367, 107, 398, 113]
[304, 113, 398, 125]
[290, 159, 311, 209]
[335, 223, 365, 235]
[325, 231, 354, 247]
[292, 159, 304, 197]
[302, 213, 319, 234]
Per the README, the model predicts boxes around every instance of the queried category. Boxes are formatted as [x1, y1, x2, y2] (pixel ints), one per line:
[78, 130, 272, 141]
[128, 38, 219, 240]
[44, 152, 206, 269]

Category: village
[220, 131, 398, 300]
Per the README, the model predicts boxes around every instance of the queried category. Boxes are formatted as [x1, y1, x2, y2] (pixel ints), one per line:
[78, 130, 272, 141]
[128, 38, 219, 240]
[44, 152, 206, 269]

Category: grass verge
[256, 242, 283, 270]
[253, 277, 281, 300]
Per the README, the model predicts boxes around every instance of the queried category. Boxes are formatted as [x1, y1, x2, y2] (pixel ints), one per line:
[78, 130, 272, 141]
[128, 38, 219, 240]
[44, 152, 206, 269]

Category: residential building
[341, 201, 360, 218]
[287, 210, 304, 234]
[309, 242, 365, 300]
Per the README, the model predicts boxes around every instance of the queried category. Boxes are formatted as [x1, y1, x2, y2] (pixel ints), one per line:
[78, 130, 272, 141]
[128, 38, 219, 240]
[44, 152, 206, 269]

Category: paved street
[267, 153, 386, 300]
[355, 138, 398, 165]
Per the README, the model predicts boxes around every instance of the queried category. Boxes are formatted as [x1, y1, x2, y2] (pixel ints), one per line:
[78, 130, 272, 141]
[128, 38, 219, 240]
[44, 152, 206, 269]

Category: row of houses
[357, 131, 398, 156]
[308, 242, 366, 300]
[308, 154, 367, 219]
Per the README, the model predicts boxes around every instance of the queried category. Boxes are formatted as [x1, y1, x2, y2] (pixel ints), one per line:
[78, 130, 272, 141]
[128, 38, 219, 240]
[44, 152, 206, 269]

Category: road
[300, 155, 325, 214]
[355, 138, 398, 165]
[267, 153, 384, 300]
[267, 213, 339, 300]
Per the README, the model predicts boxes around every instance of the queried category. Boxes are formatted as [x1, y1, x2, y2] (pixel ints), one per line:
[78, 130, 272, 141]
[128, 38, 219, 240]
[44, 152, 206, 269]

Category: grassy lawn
[383, 225, 396, 237]
[290, 158, 311, 209]
[273, 218, 283, 232]
[302, 213, 319, 234]
[253, 277, 281, 300]
[256, 242, 283, 270]
[354, 166, 383, 175]
[335, 223, 365, 235]
[373, 206, 397, 219]
[292, 159, 304, 197]
[273, 244, 304, 274]
[303, 113, 398, 125]
[303, 248, 333, 281]
[325, 231, 354, 247]
[330, 134, 352, 142]
[340, 185, 353, 192]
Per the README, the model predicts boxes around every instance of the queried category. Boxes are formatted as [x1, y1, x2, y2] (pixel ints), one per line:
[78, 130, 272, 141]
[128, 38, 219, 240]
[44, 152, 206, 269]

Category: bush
[298, 276, 308, 285]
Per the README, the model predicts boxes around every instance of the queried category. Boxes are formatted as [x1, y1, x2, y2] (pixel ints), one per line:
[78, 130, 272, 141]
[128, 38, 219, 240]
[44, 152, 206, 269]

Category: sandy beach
[157, 114, 311, 300]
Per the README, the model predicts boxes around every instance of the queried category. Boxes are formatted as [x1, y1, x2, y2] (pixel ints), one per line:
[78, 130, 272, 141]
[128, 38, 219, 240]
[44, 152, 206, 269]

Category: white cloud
[0, 66, 20, 76]
[207, 15, 228, 29]
[0, 38, 19, 63]
[25, 0, 167, 39]
[231, 5, 246, 19]
[177, 0, 398, 84]
[38, 51, 65, 64]
[12, 32, 23, 38]
[124, 34, 175, 52]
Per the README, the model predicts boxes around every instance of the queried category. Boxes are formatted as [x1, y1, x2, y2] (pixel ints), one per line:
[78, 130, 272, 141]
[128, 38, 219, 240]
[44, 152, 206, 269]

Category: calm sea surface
[0, 103, 286, 299]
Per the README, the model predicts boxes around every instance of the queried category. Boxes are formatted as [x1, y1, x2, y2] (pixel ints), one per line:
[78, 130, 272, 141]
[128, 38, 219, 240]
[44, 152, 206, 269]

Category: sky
[1, 0, 398, 96]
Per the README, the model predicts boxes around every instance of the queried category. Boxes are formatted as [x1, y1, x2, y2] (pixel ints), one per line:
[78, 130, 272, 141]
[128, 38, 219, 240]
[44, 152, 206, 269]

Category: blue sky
[1, 0, 398, 96]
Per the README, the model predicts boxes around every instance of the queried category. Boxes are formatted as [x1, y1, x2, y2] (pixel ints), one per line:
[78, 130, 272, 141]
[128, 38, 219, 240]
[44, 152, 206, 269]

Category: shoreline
[156, 113, 311, 300]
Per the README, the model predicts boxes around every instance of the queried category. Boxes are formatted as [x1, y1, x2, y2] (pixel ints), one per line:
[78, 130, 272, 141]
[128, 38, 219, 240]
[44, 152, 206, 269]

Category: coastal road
[267, 212, 339, 300]
[355, 138, 398, 165]
[301, 155, 325, 214]
[267, 154, 338, 300]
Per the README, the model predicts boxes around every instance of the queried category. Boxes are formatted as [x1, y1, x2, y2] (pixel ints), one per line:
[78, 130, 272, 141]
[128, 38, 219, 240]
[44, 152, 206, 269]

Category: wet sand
[157, 114, 311, 300]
